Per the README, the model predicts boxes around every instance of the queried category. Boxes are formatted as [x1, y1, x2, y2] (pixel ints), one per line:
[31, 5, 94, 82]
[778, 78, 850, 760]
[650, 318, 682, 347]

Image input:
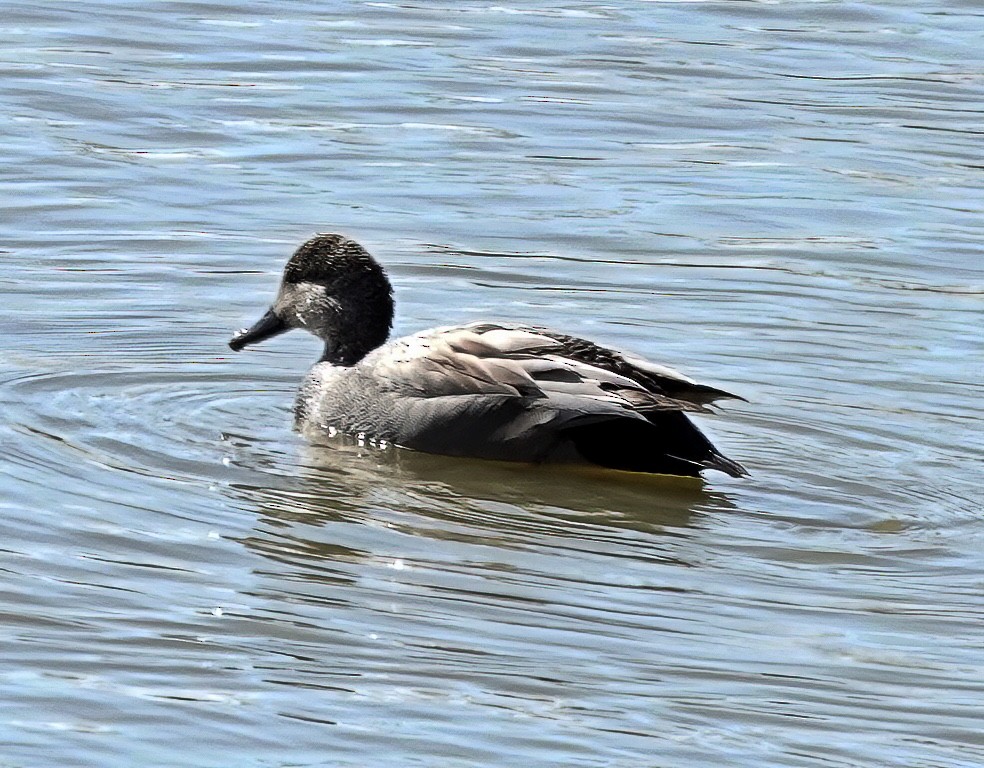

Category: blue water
[2, 2, 982, 767]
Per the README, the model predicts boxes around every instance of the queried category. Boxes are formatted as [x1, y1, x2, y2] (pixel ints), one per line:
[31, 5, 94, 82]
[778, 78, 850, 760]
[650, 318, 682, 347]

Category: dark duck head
[229, 233, 394, 366]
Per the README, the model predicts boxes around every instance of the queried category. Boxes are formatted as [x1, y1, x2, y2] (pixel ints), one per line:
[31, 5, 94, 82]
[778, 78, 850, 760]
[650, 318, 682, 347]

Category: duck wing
[380, 323, 710, 414]
[450, 323, 744, 412]
[528, 328, 745, 409]
[374, 325, 548, 399]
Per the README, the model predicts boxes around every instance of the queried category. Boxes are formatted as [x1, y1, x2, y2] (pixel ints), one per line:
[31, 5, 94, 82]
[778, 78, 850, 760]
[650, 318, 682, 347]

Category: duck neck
[316, 284, 394, 366]
[319, 339, 371, 367]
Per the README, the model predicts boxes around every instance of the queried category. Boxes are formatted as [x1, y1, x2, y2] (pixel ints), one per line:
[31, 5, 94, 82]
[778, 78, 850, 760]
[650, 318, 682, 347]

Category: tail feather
[695, 452, 749, 479]
[684, 383, 748, 406]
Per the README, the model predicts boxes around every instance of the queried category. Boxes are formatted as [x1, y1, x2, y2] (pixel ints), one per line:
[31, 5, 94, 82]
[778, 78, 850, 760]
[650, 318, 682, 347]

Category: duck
[229, 233, 748, 478]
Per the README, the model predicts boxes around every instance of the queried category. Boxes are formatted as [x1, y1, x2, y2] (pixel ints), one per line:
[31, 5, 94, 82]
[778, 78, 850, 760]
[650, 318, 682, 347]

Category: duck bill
[229, 308, 288, 351]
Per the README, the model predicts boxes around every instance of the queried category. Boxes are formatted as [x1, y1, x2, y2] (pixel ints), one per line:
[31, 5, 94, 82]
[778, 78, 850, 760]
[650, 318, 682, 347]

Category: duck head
[229, 233, 394, 366]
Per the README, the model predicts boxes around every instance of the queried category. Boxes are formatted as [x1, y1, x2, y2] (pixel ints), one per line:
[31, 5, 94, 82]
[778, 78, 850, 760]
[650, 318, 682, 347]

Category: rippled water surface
[3, 2, 982, 766]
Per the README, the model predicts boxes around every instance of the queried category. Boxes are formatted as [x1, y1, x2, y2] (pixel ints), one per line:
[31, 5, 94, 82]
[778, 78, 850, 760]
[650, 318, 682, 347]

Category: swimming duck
[229, 234, 748, 478]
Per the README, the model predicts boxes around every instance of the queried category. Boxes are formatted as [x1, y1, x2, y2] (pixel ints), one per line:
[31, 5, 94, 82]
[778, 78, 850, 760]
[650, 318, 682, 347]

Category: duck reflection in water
[230, 234, 748, 479]
[232, 438, 739, 574]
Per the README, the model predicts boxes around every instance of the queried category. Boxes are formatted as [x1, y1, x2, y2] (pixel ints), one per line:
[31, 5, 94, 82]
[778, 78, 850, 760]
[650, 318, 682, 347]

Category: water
[2, 2, 982, 766]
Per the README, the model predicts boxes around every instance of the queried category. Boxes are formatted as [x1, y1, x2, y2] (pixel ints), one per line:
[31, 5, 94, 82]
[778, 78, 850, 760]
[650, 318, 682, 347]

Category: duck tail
[696, 451, 749, 478]
[562, 411, 746, 478]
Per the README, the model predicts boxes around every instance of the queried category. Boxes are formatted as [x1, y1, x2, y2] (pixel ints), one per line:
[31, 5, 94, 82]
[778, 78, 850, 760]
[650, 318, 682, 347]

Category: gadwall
[230, 234, 748, 478]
